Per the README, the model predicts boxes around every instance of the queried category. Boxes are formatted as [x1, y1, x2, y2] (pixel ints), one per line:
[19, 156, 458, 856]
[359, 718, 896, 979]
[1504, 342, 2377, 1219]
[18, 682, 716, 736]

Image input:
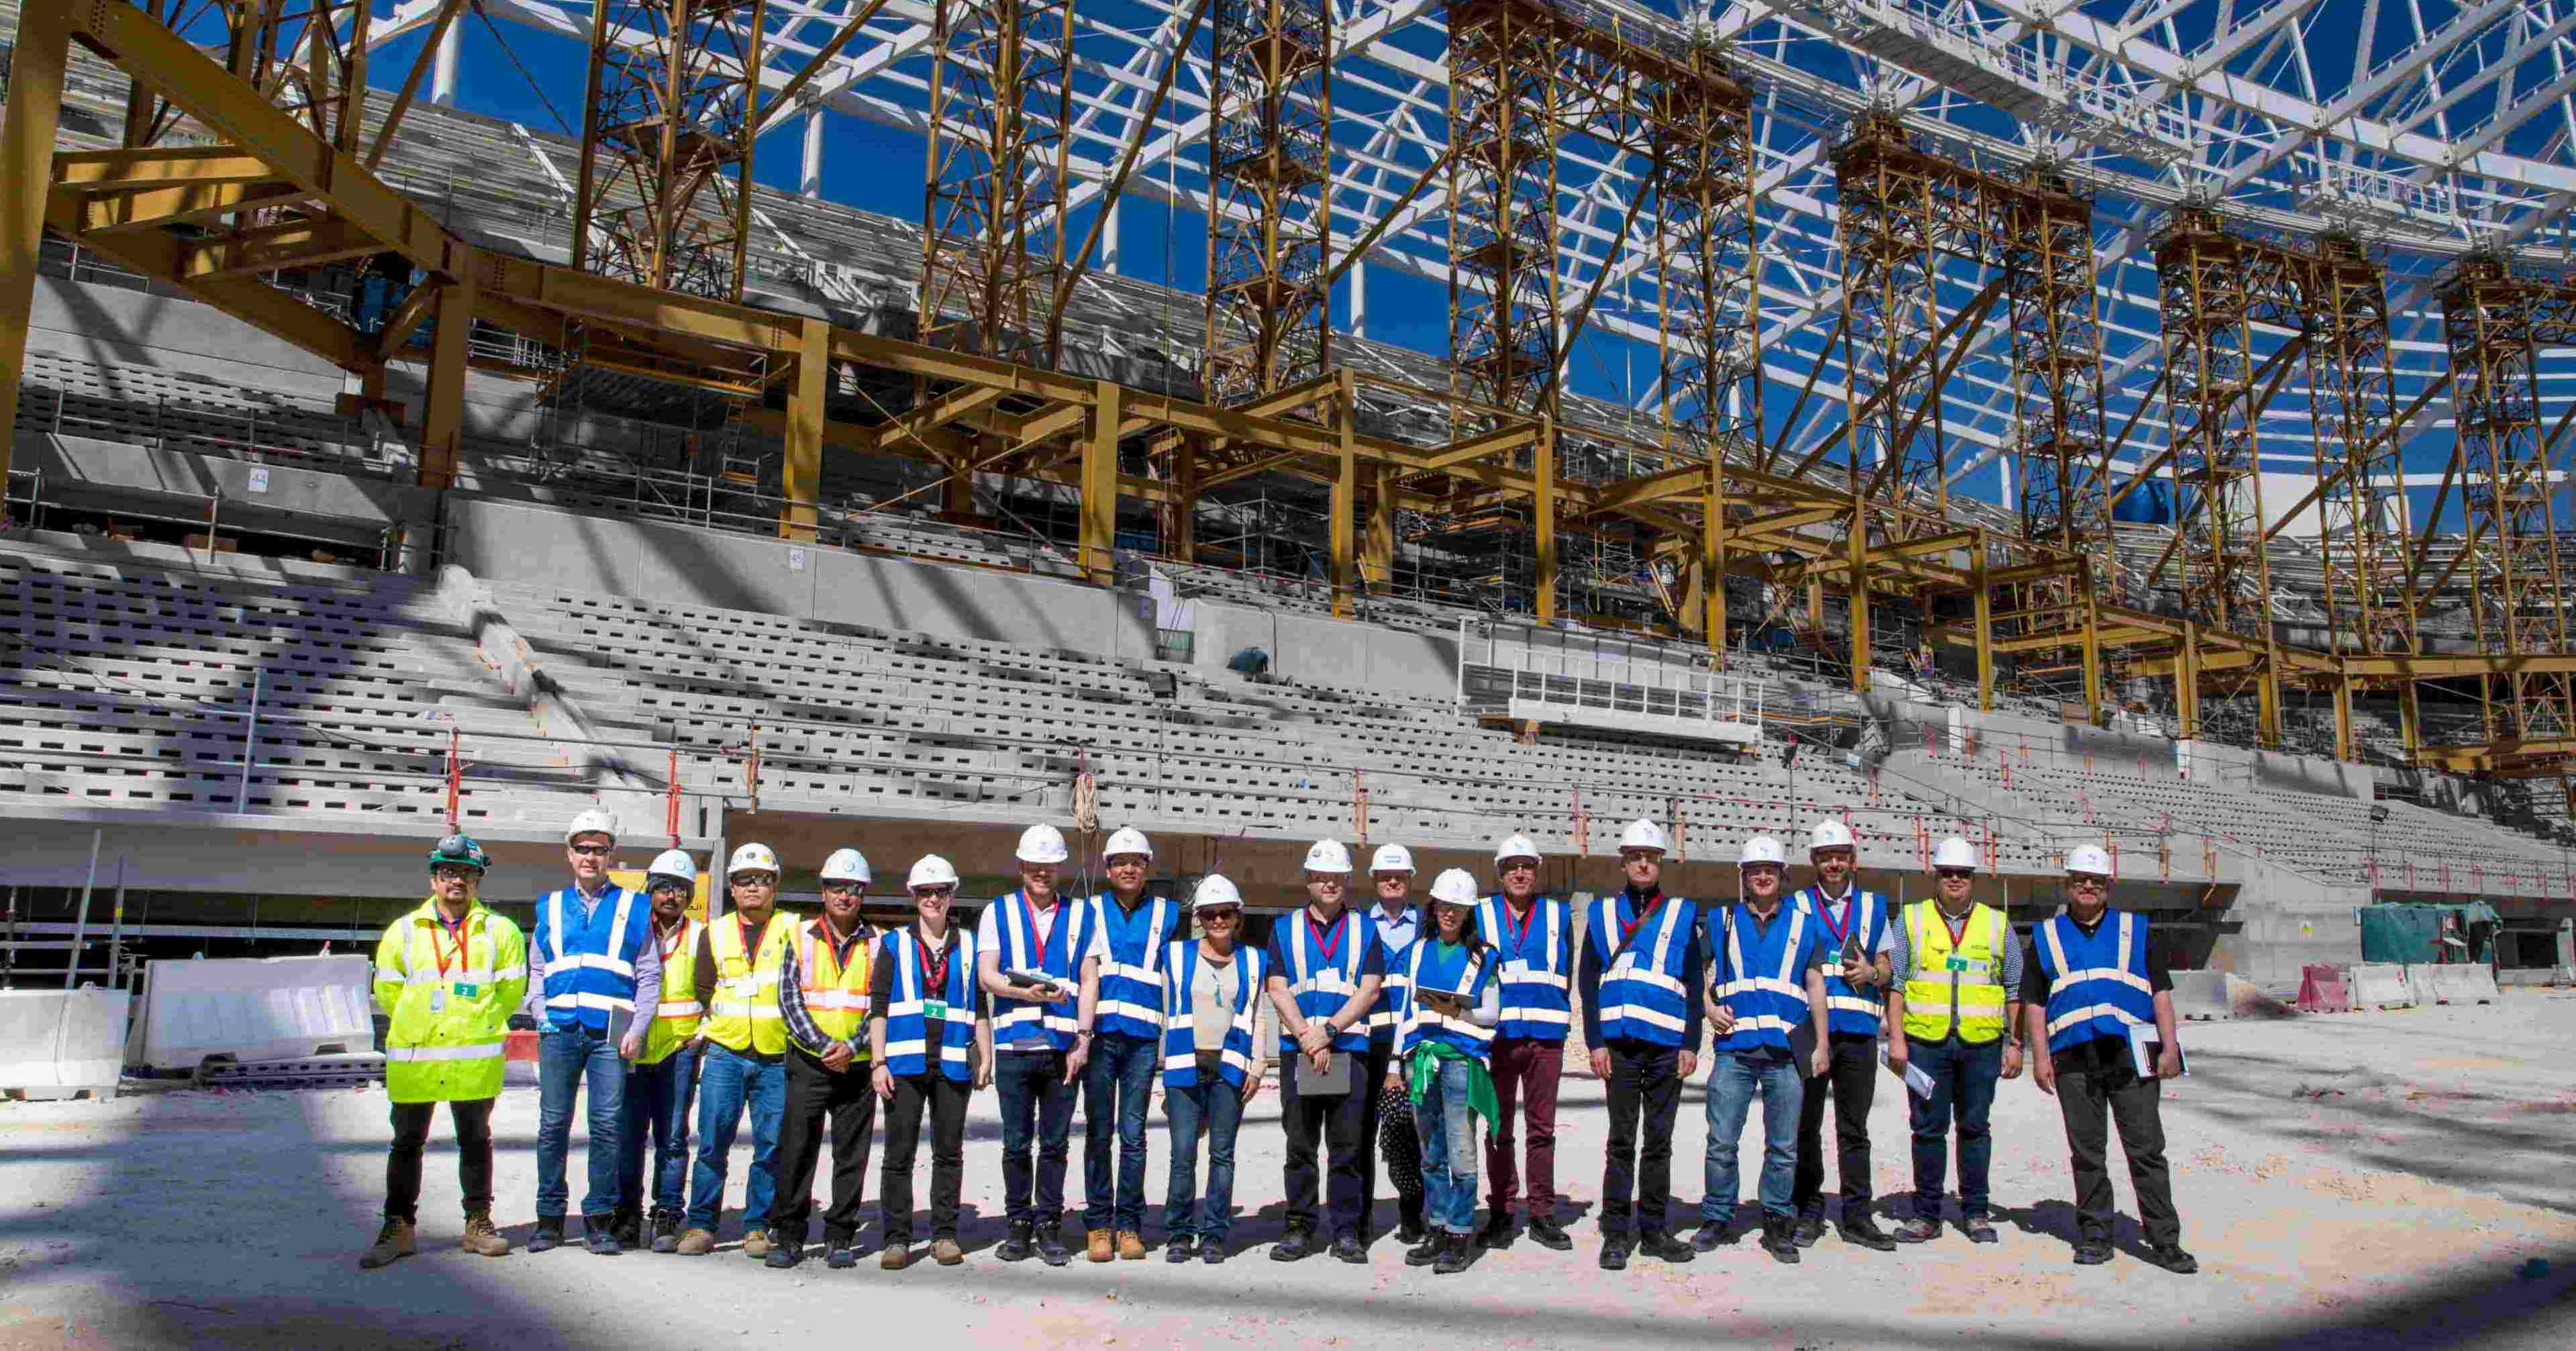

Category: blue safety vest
[1709, 903, 1816, 1054]
[1395, 940, 1497, 1061]
[1271, 908, 1378, 1054]
[2032, 911, 2157, 1054]
[1089, 891, 1181, 1042]
[986, 891, 1097, 1052]
[1793, 885, 1888, 1036]
[1365, 905, 1422, 1046]
[535, 885, 648, 1032]
[1160, 940, 1267, 1089]
[1587, 891, 1699, 1048]
[881, 926, 979, 1081]
[1475, 894, 1571, 1042]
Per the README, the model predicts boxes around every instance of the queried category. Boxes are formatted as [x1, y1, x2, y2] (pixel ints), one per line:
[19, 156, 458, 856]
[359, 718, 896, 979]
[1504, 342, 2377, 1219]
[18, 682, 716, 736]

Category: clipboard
[2126, 1025, 2187, 1078]
[1881, 1042, 1936, 1099]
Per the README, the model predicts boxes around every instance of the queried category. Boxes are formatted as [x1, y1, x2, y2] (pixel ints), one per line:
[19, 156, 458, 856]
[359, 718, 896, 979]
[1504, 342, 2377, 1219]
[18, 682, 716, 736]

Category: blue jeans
[1700, 1049, 1805, 1224]
[536, 1023, 628, 1219]
[617, 1044, 699, 1217]
[1162, 1074, 1246, 1244]
[995, 1050, 1079, 1228]
[1083, 1033, 1158, 1232]
[686, 1044, 786, 1234]
[1906, 1036, 2002, 1222]
[1411, 1056, 1481, 1235]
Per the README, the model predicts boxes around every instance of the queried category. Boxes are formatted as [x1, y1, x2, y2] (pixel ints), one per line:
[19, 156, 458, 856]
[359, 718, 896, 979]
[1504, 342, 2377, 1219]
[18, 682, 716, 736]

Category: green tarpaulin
[2357, 903, 2501, 964]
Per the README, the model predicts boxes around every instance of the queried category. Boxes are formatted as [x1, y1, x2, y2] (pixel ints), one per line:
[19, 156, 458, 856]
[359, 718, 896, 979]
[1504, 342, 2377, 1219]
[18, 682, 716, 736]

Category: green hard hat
[429, 834, 490, 872]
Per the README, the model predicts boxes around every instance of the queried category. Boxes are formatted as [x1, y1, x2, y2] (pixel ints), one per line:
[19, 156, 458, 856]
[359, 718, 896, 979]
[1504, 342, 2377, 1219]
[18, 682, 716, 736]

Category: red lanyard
[1020, 895, 1061, 974]
[1501, 897, 1537, 954]
[1305, 911, 1344, 965]
[434, 913, 470, 977]
[738, 915, 769, 964]
[657, 919, 687, 965]
[1618, 893, 1658, 949]
[920, 930, 953, 998]
[1940, 907, 1972, 951]
[1813, 891, 1852, 949]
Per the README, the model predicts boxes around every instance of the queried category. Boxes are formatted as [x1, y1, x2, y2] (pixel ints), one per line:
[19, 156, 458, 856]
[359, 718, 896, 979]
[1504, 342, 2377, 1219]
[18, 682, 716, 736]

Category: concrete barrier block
[2348, 962, 2415, 1009]
[2401, 964, 2439, 1007]
[2426, 963, 2501, 1005]
[2169, 969, 2232, 1021]
[0, 988, 131, 1099]
[136, 954, 374, 1070]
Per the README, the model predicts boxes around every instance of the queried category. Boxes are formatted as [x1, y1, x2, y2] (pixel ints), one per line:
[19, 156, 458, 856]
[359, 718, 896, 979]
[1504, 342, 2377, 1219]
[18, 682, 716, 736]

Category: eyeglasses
[821, 883, 864, 895]
[1199, 907, 1240, 922]
[732, 873, 779, 888]
[432, 866, 479, 883]
[569, 844, 613, 858]
[1499, 861, 1538, 874]
[914, 885, 956, 899]
[2069, 876, 2109, 889]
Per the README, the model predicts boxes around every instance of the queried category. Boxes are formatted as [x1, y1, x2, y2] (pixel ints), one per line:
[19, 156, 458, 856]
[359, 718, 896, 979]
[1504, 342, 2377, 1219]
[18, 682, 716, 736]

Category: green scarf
[1405, 1040, 1500, 1140]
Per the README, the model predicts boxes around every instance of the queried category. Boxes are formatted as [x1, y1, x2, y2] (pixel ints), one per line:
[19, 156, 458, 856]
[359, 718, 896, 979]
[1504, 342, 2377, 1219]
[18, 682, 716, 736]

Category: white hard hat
[644, 849, 697, 888]
[1808, 819, 1856, 852]
[1102, 826, 1154, 861]
[727, 842, 781, 877]
[1618, 819, 1669, 854]
[1303, 839, 1352, 874]
[1933, 836, 1980, 872]
[1738, 835, 1788, 867]
[907, 854, 960, 890]
[564, 809, 620, 844]
[2065, 844, 2114, 878]
[1493, 834, 1542, 864]
[1015, 823, 1071, 865]
[820, 848, 873, 885]
[1370, 843, 1416, 874]
[1428, 868, 1481, 907]
[1192, 874, 1244, 911]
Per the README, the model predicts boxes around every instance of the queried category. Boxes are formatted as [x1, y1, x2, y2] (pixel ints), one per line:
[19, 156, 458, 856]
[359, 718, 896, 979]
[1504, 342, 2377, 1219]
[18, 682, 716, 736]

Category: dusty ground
[3, 995, 2573, 1350]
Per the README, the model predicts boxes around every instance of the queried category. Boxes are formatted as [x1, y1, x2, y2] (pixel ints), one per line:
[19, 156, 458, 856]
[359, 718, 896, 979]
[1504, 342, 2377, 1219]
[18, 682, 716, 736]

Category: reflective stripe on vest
[640, 917, 703, 1065]
[539, 886, 644, 1030]
[1397, 940, 1497, 1060]
[2035, 911, 2157, 1052]
[1794, 887, 1887, 1036]
[798, 917, 876, 1048]
[1901, 901, 2009, 1044]
[1160, 939, 1266, 1089]
[1476, 895, 1572, 1041]
[704, 913, 792, 1056]
[1712, 903, 1811, 1053]
[1587, 893, 1699, 1046]
[1279, 910, 1373, 1054]
[881, 928, 978, 1081]
[1091, 893, 1178, 1041]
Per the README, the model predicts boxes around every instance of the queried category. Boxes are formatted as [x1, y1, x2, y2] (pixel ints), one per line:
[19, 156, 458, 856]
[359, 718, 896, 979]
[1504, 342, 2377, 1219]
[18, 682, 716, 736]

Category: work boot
[1525, 1216, 1574, 1251]
[1329, 1232, 1369, 1264]
[1036, 1226, 1072, 1266]
[826, 1242, 860, 1270]
[2072, 1240, 2114, 1266]
[741, 1228, 773, 1260]
[1116, 1230, 1146, 1260]
[1087, 1228, 1116, 1263]
[764, 1234, 804, 1269]
[649, 1210, 683, 1254]
[1166, 1235, 1198, 1264]
[1636, 1230, 1696, 1264]
[611, 1207, 644, 1250]
[1760, 1217, 1801, 1264]
[1690, 1219, 1739, 1252]
[1792, 1213, 1826, 1248]
[1475, 1211, 1516, 1250]
[997, 1220, 1036, 1263]
[1394, 1215, 1427, 1246]
[881, 1241, 911, 1270]
[460, 1211, 510, 1257]
[1269, 1225, 1316, 1262]
[1598, 1232, 1633, 1271]
[932, 1238, 964, 1266]
[1201, 1240, 1229, 1266]
[1963, 1215, 2000, 1244]
[528, 1217, 566, 1254]
[1839, 1213, 1898, 1252]
[583, 1214, 621, 1255]
[1434, 1232, 1474, 1276]
[358, 1217, 417, 1270]
[1892, 1217, 1942, 1244]
[2143, 1243, 2200, 1275]
[674, 1228, 716, 1256]
[1405, 1228, 1444, 1267]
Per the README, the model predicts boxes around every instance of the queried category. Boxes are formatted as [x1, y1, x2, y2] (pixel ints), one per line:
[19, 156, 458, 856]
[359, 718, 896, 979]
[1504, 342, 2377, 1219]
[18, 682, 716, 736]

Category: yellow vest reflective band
[1901, 899, 2009, 1044]
[372, 899, 529, 1103]
[797, 917, 876, 1048]
[703, 911, 792, 1055]
[640, 917, 703, 1065]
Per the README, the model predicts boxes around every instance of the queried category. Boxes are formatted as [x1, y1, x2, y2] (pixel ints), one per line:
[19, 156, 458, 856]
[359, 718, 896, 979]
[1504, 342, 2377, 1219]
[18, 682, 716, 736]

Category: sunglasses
[1499, 861, 1537, 873]
[732, 873, 780, 887]
[914, 885, 956, 899]
[569, 844, 613, 858]
[432, 866, 480, 882]
[2070, 876, 2109, 888]
[822, 883, 865, 894]
[1936, 869, 1975, 880]
[1199, 907, 1241, 922]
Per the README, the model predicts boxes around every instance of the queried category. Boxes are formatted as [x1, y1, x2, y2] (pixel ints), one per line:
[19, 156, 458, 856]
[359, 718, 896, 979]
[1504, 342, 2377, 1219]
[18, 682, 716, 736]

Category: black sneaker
[2144, 1243, 2199, 1275]
[1963, 1216, 1999, 1244]
[1330, 1233, 1369, 1264]
[1525, 1216, 1574, 1251]
[1636, 1230, 1696, 1264]
[1432, 1232, 1472, 1276]
[583, 1215, 622, 1256]
[1201, 1240, 1228, 1265]
[826, 1242, 860, 1270]
[1166, 1236, 1197, 1264]
[1270, 1226, 1316, 1262]
[1760, 1217, 1801, 1264]
[1792, 1214, 1826, 1248]
[764, 1239, 803, 1268]
[1598, 1233, 1633, 1270]
[2073, 1241, 2114, 1266]
[530, 1217, 566, 1253]
[1394, 1217, 1427, 1246]
[1405, 1230, 1444, 1267]
[996, 1221, 1035, 1263]
[650, 1210, 683, 1254]
[1690, 1220, 1738, 1252]
[1475, 1213, 1516, 1250]
[1839, 1214, 1899, 1252]
[1035, 1227, 1072, 1266]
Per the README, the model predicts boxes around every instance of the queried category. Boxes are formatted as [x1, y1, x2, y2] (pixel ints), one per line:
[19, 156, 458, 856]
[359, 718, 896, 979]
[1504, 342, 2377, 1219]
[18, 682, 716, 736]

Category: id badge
[429, 985, 447, 1013]
[924, 999, 949, 1021]
[453, 983, 479, 999]
[1945, 955, 1969, 972]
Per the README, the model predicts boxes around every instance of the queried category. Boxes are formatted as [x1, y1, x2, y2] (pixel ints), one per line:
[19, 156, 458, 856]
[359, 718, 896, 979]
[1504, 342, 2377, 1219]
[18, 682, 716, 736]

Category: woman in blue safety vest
[1157, 874, 1267, 1264]
[1390, 868, 1501, 1275]
[869, 854, 991, 1269]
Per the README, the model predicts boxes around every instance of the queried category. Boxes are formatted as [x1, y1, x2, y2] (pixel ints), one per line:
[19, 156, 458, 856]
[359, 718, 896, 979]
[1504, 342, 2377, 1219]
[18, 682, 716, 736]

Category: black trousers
[1791, 1032, 1881, 1218]
[881, 1072, 969, 1243]
[769, 1048, 878, 1244]
[2057, 1052, 2182, 1248]
[385, 1097, 495, 1223]
[1599, 1040, 1683, 1235]
[1280, 1050, 1370, 1240]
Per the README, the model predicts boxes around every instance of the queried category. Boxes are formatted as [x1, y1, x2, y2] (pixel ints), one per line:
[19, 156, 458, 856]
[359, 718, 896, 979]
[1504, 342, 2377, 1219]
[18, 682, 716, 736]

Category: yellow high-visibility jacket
[373, 899, 528, 1102]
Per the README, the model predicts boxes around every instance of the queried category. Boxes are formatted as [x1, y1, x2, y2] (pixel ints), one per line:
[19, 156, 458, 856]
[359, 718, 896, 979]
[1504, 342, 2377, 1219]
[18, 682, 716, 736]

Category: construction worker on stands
[1476, 834, 1575, 1253]
[1582, 818, 1705, 1271]
[675, 844, 794, 1258]
[1264, 838, 1388, 1263]
[1787, 819, 1899, 1252]
[873, 855, 992, 1269]
[1387, 868, 1503, 1276]
[617, 850, 704, 1254]
[1694, 834, 1833, 1264]
[362, 834, 525, 1269]
[1365, 842, 1428, 1247]
[1886, 835, 2024, 1245]
[532, 809, 656, 1255]
[981, 823, 1102, 1266]
[2026, 845, 2197, 1275]
[766, 848, 879, 1270]
[1158, 874, 1267, 1264]
[1081, 826, 1183, 1263]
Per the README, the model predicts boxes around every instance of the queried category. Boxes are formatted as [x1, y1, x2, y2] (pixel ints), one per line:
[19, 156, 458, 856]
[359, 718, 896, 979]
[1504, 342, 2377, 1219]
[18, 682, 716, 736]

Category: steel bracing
[573, 0, 767, 301]
[1204, 0, 1334, 405]
[918, 0, 1074, 362]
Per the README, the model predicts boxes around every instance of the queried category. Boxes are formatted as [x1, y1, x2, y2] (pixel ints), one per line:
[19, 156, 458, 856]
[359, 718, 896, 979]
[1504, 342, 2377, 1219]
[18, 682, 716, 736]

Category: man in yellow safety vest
[362, 834, 528, 1268]
[1885, 836, 2023, 1245]
[765, 848, 879, 1269]
[675, 843, 794, 1256]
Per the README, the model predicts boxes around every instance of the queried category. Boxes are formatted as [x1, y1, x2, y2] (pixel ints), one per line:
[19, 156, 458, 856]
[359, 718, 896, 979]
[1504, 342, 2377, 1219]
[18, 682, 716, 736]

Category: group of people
[364, 809, 2196, 1278]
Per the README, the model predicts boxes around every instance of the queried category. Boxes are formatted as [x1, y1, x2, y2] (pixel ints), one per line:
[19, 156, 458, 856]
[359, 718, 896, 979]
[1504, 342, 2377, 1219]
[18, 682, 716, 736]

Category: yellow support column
[1701, 451, 1728, 665]
[1361, 463, 1397, 587]
[1331, 371, 1358, 617]
[2256, 640, 2285, 748]
[1971, 528, 1993, 712]
[2175, 623, 2201, 741]
[1168, 436, 1197, 562]
[2079, 562, 2104, 725]
[2332, 673, 2356, 764]
[1846, 505, 1870, 693]
[780, 315, 827, 541]
[1534, 419, 1557, 625]
[0, 1, 70, 499]
[1081, 379, 1123, 585]
[415, 256, 477, 491]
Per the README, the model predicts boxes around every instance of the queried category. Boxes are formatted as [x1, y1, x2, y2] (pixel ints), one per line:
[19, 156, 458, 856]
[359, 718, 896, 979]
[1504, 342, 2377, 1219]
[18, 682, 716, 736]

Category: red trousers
[1485, 1037, 1563, 1219]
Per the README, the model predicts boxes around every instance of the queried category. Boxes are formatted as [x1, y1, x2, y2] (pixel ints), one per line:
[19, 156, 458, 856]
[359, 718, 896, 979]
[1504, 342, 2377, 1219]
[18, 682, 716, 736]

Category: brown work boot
[460, 1211, 510, 1257]
[1086, 1228, 1115, 1263]
[932, 1238, 964, 1266]
[741, 1228, 772, 1259]
[358, 1217, 416, 1270]
[882, 1242, 911, 1270]
[1116, 1230, 1146, 1261]
[674, 1228, 716, 1256]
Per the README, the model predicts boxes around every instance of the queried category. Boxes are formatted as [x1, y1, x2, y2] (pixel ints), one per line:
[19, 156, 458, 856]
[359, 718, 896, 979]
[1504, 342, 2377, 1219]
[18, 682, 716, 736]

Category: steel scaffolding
[918, 0, 1074, 364]
[573, 0, 768, 302]
[2153, 206, 2282, 640]
[1446, 0, 1558, 414]
[1203, 0, 1333, 406]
